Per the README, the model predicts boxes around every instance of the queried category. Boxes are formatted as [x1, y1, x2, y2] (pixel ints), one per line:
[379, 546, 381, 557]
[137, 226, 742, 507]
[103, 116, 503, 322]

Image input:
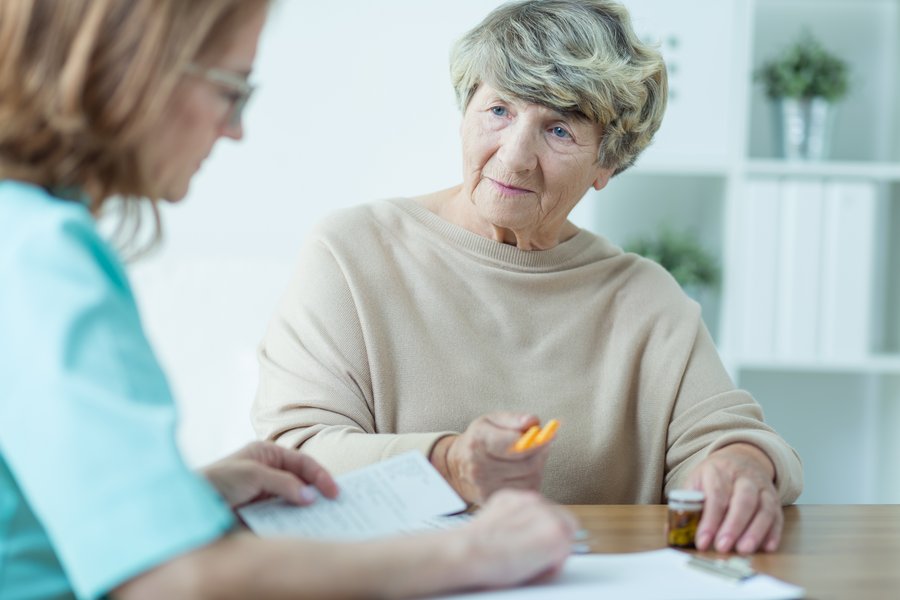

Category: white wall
[127, 0, 898, 503]
[130, 1, 515, 466]
[133, 0, 738, 467]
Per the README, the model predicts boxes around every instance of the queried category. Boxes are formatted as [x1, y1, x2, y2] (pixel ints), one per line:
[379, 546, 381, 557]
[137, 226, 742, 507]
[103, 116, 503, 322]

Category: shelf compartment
[748, 0, 899, 162]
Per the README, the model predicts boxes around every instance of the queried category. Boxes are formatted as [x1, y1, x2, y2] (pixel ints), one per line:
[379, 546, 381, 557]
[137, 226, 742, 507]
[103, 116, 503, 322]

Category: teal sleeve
[0, 199, 234, 599]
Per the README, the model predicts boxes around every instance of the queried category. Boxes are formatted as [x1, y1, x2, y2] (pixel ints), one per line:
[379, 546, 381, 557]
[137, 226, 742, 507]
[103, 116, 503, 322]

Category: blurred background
[127, 0, 900, 503]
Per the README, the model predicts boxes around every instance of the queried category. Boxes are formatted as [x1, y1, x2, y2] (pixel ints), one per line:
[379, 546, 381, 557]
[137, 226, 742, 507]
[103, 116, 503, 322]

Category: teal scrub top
[0, 181, 235, 599]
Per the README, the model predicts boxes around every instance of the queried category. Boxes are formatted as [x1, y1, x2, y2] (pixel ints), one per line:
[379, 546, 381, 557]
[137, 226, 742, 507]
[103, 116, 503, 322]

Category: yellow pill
[533, 419, 560, 446]
[513, 425, 541, 452]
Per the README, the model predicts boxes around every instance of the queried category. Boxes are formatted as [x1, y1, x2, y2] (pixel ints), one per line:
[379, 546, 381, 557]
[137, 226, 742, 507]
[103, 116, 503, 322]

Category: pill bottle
[667, 489, 705, 548]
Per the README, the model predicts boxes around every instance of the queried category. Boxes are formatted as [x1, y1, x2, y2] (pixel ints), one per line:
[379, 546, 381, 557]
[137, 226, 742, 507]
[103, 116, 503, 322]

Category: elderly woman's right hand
[431, 412, 553, 505]
[458, 489, 577, 588]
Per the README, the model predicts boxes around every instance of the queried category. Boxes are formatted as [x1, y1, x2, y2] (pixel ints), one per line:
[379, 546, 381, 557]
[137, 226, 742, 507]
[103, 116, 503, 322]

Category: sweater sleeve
[252, 236, 450, 474]
[664, 323, 803, 504]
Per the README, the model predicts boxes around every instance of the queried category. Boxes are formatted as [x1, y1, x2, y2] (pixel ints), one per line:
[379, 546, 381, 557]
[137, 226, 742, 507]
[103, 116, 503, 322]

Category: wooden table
[569, 504, 900, 600]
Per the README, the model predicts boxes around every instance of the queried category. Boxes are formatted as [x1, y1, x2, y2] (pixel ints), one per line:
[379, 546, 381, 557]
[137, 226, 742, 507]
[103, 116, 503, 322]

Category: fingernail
[737, 538, 755, 554]
[298, 487, 318, 504]
[716, 535, 732, 552]
[696, 532, 711, 549]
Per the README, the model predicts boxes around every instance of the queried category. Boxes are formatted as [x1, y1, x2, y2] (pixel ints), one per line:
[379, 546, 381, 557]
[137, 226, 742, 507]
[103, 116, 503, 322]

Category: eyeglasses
[185, 64, 256, 128]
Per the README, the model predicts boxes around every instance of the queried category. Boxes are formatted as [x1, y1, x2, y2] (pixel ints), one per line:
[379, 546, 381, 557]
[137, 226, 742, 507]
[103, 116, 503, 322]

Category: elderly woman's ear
[592, 166, 615, 191]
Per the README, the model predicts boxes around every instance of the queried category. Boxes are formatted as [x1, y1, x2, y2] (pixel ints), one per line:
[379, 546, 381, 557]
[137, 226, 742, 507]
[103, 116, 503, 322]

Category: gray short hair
[450, 0, 667, 175]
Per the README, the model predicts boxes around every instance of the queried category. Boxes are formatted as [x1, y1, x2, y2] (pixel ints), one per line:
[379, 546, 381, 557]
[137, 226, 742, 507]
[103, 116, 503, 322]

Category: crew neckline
[388, 197, 613, 272]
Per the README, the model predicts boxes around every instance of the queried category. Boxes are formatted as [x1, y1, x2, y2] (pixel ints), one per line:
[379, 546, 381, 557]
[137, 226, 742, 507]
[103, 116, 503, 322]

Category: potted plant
[755, 32, 849, 160]
[624, 227, 719, 302]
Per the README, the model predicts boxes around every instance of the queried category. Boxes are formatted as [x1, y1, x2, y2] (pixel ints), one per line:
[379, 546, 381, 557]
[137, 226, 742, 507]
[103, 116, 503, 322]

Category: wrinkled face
[148, 9, 267, 202]
[459, 83, 613, 247]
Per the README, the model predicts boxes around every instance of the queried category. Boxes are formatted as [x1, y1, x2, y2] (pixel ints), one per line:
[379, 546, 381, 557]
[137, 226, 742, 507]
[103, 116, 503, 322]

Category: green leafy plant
[755, 32, 849, 101]
[625, 227, 719, 290]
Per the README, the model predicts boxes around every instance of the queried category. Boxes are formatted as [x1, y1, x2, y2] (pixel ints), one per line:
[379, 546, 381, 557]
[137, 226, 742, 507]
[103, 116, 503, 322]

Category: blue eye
[490, 106, 508, 117]
[551, 126, 571, 139]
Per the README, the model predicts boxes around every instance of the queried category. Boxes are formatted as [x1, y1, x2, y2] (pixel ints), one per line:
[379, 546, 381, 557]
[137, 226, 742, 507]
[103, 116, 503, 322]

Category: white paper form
[433, 549, 805, 600]
[238, 451, 468, 540]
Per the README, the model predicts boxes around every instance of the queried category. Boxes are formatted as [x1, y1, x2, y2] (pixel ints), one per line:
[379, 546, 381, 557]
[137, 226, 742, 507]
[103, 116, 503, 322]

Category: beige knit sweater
[253, 199, 802, 505]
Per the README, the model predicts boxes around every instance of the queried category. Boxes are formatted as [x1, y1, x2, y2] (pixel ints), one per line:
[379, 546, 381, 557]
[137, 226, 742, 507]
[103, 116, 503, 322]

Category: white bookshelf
[579, 0, 900, 503]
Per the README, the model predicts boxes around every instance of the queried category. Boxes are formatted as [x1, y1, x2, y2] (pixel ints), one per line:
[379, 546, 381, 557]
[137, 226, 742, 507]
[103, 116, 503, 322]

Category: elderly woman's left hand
[685, 443, 782, 554]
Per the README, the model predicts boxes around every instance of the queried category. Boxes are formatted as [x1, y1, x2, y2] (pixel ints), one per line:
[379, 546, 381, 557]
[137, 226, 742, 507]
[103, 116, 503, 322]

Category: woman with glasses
[0, 1, 576, 598]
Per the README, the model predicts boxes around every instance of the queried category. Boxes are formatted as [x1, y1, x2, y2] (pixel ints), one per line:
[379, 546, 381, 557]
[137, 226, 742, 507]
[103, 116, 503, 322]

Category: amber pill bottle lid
[667, 489, 705, 510]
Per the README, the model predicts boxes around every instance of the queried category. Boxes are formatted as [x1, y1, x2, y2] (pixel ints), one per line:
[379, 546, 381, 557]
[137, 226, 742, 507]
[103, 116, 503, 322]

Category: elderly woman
[0, 1, 578, 598]
[253, 0, 803, 555]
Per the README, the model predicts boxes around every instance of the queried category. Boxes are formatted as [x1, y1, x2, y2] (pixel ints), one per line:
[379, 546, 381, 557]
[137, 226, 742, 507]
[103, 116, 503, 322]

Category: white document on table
[237, 450, 468, 540]
[433, 549, 805, 600]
